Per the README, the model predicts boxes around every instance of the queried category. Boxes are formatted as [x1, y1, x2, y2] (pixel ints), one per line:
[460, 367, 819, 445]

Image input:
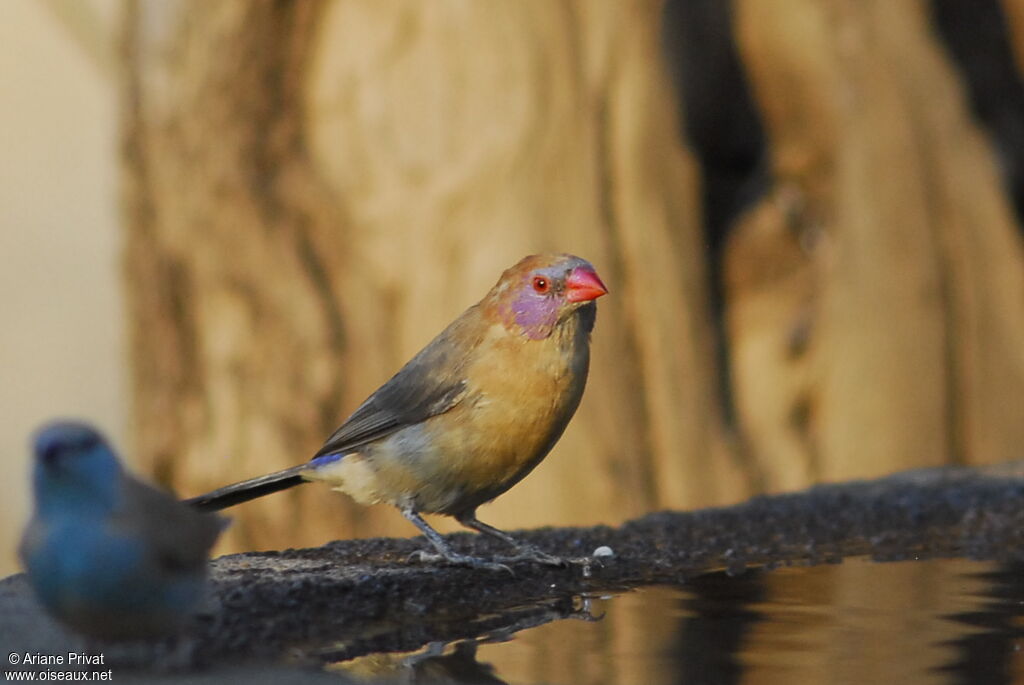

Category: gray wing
[117, 476, 227, 573]
[313, 307, 482, 458]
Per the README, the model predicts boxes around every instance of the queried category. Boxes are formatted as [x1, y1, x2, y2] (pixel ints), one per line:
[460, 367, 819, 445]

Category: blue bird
[19, 421, 226, 641]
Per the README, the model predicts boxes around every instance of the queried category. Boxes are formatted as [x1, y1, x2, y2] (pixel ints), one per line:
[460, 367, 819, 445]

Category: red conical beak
[565, 266, 609, 303]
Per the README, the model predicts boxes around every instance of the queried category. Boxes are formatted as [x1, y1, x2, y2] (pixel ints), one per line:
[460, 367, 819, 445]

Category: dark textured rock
[4, 462, 1024, 679]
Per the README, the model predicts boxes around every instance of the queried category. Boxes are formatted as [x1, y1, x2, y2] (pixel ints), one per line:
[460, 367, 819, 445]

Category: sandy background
[0, 0, 124, 576]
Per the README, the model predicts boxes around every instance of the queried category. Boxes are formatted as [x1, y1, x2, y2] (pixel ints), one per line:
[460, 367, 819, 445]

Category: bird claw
[495, 548, 567, 567]
[515, 553, 604, 577]
[495, 546, 602, 575]
[572, 555, 601, 578]
[408, 549, 515, 575]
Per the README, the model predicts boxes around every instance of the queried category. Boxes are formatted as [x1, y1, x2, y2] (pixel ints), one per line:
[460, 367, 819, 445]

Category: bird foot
[500, 553, 604, 577]
[494, 547, 568, 567]
[570, 555, 603, 578]
[494, 543, 605, 574]
[407, 549, 514, 575]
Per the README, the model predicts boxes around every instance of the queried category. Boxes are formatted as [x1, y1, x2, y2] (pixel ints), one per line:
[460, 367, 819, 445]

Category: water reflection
[939, 564, 1024, 684]
[337, 641, 508, 684]
[331, 558, 1024, 684]
[671, 571, 766, 684]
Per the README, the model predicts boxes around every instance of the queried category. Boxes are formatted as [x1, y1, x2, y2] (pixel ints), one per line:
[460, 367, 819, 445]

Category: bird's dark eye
[532, 276, 550, 293]
[41, 444, 63, 465]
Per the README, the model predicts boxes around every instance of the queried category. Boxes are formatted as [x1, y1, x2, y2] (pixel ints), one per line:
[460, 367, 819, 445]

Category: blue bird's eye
[532, 276, 550, 293]
[40, 443, 64, 466]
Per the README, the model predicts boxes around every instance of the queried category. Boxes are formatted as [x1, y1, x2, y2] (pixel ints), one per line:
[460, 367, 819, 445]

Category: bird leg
[455, 511, 567, 567]
[401, 507, 512, 573]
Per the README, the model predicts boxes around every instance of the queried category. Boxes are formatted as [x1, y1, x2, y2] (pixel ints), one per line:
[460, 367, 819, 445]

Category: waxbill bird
[186, 253, 608, 570]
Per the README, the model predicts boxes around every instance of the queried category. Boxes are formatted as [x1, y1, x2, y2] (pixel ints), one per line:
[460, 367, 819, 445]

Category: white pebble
[592, 545, 615, 559]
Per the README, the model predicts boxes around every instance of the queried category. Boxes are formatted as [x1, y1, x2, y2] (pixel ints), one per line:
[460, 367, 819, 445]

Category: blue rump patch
[309, 452, 344, 469]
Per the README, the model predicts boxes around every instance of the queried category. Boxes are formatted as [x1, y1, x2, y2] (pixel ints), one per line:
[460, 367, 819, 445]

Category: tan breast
[421, 321, 588, 503]
[304, 317, 591, 515]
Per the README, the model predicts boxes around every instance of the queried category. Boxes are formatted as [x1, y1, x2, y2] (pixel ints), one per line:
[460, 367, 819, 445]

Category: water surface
[335, 558, 1024, 684]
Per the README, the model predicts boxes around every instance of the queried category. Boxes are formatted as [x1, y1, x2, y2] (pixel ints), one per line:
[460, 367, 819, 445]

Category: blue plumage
[20, 421, 226, 640]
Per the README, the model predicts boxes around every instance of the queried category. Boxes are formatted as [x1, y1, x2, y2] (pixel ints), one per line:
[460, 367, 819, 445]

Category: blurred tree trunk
[728, 0, 1024, 491]
[120, 0, 734, 557]
[121, 0, 1024, 562]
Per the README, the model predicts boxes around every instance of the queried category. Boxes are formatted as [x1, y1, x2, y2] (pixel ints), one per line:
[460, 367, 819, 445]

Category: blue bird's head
[31, 421, 124, 518]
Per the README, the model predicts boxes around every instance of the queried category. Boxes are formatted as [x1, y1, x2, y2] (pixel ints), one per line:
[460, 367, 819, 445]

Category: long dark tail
[184, 465, 306, 512]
